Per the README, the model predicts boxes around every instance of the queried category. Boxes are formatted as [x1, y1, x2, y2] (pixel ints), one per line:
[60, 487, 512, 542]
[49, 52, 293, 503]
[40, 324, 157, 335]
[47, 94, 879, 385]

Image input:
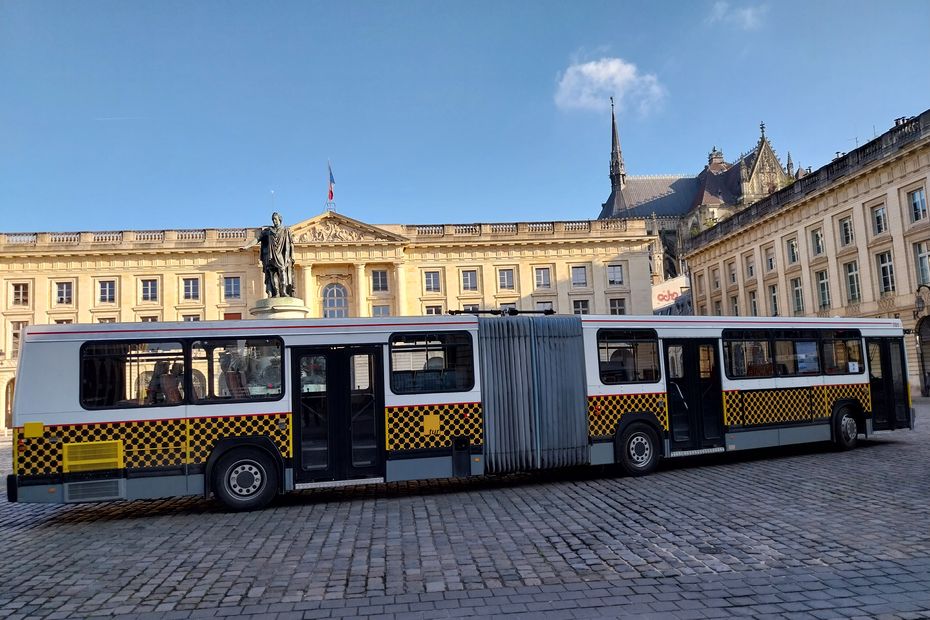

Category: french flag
[328, 163, 335, 201]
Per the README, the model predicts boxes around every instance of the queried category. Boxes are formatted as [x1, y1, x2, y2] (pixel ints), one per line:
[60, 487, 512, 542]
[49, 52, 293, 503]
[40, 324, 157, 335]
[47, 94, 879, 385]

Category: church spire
[610, 97, 626, 190]
[786, 151, 794, 176]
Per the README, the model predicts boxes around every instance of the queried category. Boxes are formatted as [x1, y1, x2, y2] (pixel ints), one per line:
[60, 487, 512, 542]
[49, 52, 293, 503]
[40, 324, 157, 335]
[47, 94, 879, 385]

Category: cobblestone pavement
[1, 403, 929, 619]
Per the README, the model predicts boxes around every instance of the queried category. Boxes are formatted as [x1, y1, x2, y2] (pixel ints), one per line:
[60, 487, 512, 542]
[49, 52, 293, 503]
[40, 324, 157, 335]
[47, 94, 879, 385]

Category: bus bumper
[6, 475, 17, 503]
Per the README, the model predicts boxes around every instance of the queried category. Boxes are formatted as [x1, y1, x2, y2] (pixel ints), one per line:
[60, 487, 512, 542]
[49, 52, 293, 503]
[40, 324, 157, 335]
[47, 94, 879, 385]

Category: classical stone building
[685, 109, 930, 391]
[598, 101, 802, 278]
[0, 210, 660, 429]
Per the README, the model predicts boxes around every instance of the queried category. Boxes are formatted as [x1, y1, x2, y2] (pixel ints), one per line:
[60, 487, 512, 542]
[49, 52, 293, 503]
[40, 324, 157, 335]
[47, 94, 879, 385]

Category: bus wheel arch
[205, 437, 284, 509]
[613, 413, 664, 476]
[831, 401, 862, 450]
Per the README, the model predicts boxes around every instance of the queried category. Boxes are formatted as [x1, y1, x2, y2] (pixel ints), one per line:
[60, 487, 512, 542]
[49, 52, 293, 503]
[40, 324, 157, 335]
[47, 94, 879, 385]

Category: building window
[498, 268, 515, 290]
[791, 277, 804, 315]
[141, 279, 158, 302]
[712, 268, 720, 289]
[11, 283, 28, 306]
[765, 248, 776, 272]
[372, 305, 391, 317]
[916, 241, 930, 286]
[425, 305, 443, 315]
[877, 251, 896, 294]
[909, 188, 927, 222]
[461, 304, 480, 313]
[98, 317, 116, 323]
[535, 267, 551, 289]
[54, 319, 73, 324]
[695, 273, 705, 295]
[322, 283, 349, 318]
[461, 270, 478, 292]
[714, 300, 722, 316]
[223, 313, 242, 320]
[223, 276, 241, 300]
[844, 261, 861, 302]
[607, 264, 624, 286]
[698, 304, 706, 316]
[140, 316, 158, 322]
[535, 301, 553, 312]
[810, 228, 825, 256]
[748, 290, 758, 316]
[10, 321, 27, 358]
[745, 256, 755, 278]
[183, 278, 200, 301]
[839, 216, 854, 246]
[99, 280, 116, 303]
[872, 204, 888, 235]
[786, 238, 799, 264]
[609, 298, 626, 315]
[816, 270, 830, 309]
[728, 262, 737, 284]
[182, 314, 201, 322]
[572, 299, 590, 315]
[768, 284, 778, 316]
[571, 266, 588, 288]
[499, 303, 517, 313]
[372, 270, 389, 293]
[730, 296, 739, 316]
[424, 271, 441, 293]
[56, 281, 73, 305]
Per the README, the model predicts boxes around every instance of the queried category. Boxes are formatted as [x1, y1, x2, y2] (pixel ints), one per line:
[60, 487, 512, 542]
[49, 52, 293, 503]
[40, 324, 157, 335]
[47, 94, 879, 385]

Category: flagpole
[325, 161, 336, 212]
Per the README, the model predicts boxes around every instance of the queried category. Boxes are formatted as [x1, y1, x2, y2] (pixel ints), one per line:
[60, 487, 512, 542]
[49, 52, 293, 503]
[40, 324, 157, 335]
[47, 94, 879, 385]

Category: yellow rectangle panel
[62, 440, 124, 473]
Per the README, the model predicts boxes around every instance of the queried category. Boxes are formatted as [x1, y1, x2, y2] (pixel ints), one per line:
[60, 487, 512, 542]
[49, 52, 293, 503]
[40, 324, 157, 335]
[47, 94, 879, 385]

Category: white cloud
[706, 1, 769, 30]
[554, 57, 666, 114]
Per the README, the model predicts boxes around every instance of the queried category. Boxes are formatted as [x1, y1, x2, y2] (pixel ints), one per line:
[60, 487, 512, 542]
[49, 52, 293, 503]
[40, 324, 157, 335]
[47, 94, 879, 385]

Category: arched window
[5, 378, 14, 430]
[322, 283, 349, 319]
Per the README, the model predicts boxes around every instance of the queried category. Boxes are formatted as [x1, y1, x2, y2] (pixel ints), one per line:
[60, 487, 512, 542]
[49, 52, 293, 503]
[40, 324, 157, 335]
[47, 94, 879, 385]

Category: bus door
[291, 345, 385, 483]
[866, 338, 910, 431]
[664, 339, 724, 451]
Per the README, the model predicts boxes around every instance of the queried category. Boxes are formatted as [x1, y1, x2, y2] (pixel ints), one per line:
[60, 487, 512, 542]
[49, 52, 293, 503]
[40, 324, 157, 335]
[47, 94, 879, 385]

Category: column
[356, 263, 368, 317]
[395, 263, 407, 316]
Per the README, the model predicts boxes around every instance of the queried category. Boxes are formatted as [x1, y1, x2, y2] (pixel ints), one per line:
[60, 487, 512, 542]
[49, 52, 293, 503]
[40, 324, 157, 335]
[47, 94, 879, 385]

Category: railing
[217, 228, 248, 240]
[526, 222, 553, 233]
[93, 231, 123, 243]
[49, 232, 81, 244]
[563, 221, 590, 232]
[134, 230, 165, 242]
[5, 233, 37, 245]
[454, 224, 480, 235]
[412, 225, 445, 236]
[176, 229, 206, 241]
[598, 219, 628, 231]
[489, 223, 517, 234]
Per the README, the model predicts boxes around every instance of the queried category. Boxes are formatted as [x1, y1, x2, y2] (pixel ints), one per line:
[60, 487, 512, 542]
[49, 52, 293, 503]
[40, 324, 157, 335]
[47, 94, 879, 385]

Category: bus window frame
[820, 330, 865, 376]
[595, 328, 661, 385]
[721, 328, 864, 380]
[79, 338, 189, 411]
[190, 336, 286, 405]
[388, 330, 476, 395]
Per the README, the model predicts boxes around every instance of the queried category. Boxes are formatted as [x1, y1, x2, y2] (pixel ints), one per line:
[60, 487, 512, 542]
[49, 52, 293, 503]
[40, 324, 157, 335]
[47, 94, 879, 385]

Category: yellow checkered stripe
[13, 413, 291, 477]
[588, 392, 669, 439]
[385, 402, 483, 451]
[723, 383, 872, 427]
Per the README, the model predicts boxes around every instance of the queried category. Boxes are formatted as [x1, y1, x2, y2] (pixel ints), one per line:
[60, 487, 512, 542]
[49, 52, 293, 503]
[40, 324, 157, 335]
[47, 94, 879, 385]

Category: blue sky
[2, 0, 928, 232]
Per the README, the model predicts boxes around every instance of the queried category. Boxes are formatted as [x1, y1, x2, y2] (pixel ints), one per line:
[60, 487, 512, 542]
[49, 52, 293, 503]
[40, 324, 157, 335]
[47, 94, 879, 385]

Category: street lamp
[914, 284, 930, 320]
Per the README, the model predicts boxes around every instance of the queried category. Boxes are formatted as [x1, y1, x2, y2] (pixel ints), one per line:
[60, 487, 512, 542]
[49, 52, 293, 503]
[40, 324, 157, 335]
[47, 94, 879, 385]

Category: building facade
[0, 210, 660, 429]
[685, 109, 930, 391]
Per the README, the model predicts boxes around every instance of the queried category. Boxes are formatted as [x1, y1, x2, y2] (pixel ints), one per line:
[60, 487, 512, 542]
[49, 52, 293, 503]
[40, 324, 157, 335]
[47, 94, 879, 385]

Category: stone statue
[246, 212, 295, 298]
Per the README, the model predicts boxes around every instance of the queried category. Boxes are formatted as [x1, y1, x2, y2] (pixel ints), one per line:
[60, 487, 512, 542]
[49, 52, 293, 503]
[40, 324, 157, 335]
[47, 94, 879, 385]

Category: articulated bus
[7, 314, 914, 510]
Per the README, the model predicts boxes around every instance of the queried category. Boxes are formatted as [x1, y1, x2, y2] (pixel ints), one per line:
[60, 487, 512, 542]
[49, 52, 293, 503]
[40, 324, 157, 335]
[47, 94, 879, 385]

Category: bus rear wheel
[213, 448, 278, 511]
[833, 408, 859, 450]
[617, 423, 660, 476]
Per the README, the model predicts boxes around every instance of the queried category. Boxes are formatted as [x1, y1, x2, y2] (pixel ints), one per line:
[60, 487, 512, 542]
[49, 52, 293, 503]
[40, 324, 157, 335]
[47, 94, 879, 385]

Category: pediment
[289, 211, 408, 244]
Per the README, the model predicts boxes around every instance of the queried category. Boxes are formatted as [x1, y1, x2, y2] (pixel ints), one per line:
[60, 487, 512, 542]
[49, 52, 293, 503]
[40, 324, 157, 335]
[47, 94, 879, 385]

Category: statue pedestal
[250, 297, 311, 319]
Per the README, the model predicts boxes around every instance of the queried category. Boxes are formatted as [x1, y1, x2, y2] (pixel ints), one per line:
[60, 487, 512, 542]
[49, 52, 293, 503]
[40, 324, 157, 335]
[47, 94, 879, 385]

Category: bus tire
[213, 448, 278, 511]
[617, 423, 660, 476]
[833, 407, 859, 450]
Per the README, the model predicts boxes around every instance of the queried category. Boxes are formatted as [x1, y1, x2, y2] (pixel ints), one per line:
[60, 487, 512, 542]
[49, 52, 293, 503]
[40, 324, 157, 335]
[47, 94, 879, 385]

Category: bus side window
[191, 338, 284, 403]
[80, 341, 185, 409]
[389, 332, 474, 394]
[597, 329, 660, 385]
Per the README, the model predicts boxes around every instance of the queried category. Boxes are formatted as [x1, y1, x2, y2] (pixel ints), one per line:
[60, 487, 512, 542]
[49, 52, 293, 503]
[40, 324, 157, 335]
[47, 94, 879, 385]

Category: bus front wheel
[617, 423, 660, 476]
[833, 408, 859, 450]
[213, 448, 278, 511]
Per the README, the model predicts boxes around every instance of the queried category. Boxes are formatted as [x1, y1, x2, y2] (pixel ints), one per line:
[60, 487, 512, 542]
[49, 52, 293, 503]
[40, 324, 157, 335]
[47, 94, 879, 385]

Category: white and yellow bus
[7, 314, 914, 510]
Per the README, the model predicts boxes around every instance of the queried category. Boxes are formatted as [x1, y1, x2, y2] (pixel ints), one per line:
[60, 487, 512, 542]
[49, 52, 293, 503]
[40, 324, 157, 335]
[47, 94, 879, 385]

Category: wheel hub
[229, 462, 263, 497]
[629, 434, 651, 466]
[841, 415, 857, 442]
